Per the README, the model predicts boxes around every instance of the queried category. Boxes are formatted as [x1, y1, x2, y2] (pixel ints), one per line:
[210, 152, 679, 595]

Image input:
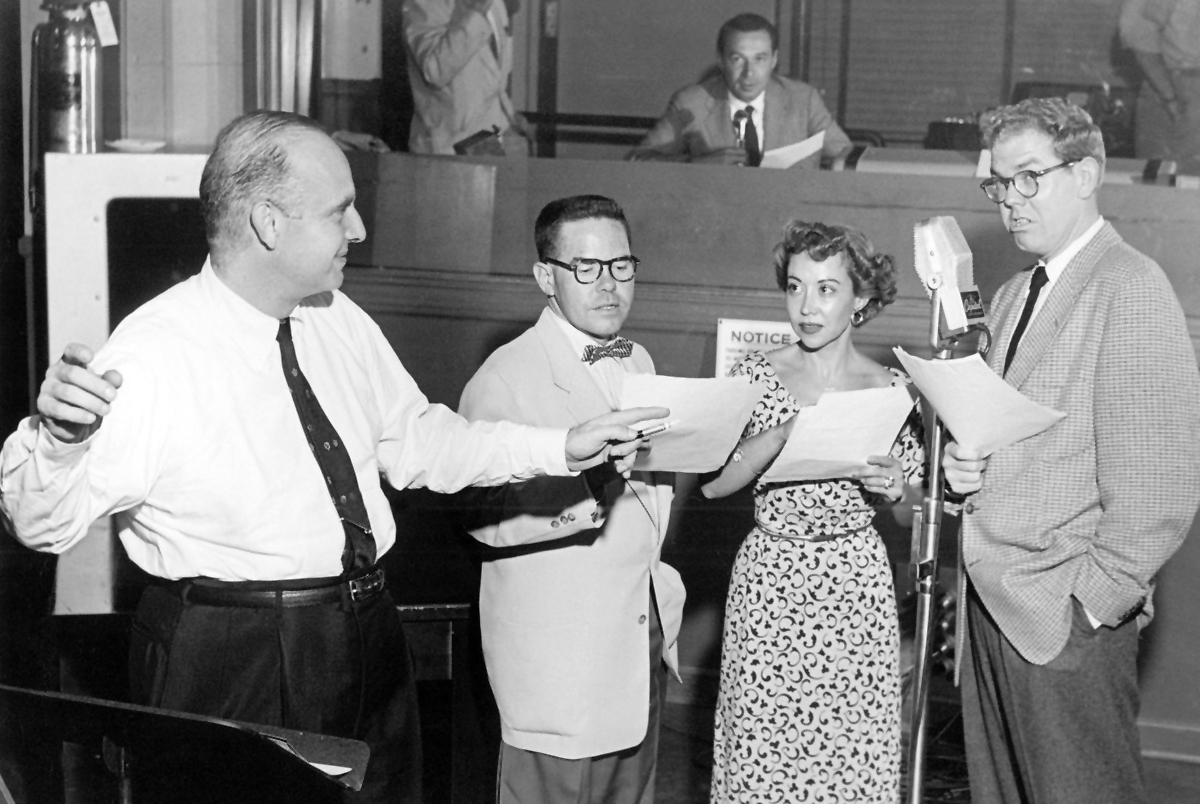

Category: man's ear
[249, 201, 281, 250]
[1077, 156, 1103, 198]
[533, 261, 557, 298]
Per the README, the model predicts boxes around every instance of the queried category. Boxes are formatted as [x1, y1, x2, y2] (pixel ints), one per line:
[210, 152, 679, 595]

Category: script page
[760, 129, 825, 169]
[619, 375, 761, 472]
[760, 385, 915, 482]
[894, 347, 1065, 455]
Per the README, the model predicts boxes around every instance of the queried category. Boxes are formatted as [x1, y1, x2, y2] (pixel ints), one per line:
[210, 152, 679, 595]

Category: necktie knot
[582, 337, 633, 364]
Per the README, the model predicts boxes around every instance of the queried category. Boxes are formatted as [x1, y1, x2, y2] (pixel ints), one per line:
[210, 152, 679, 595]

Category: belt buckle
[348, 569, 384, 602]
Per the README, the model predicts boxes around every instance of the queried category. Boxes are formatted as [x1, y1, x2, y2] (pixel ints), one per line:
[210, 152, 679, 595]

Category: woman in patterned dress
[704, 221, 925, 803]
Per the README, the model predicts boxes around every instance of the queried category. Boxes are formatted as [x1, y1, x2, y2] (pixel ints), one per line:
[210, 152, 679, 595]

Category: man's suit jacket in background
[402, 0, 516, 155]
[627, 73, 851, 166]
[960, 222, 1200, 666]
[458, 308, 686, 760]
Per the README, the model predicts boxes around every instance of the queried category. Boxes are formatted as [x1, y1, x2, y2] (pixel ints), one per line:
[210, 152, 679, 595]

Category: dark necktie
[1002, 264, 1049, 377]
[582, 336, 633, 364]
[277, 319, 375, 572]
[742, 107, 762, 167]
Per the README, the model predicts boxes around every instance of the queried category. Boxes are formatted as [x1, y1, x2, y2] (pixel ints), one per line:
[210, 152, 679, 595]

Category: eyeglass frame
[543, 255, 640, 284]
[979, 160, 1079, 204]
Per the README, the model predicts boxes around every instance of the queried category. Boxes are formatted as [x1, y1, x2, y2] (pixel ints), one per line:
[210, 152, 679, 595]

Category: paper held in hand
[618, 375, 760, 472]
[759, 129, 825, 169]
[760, 385, 915, 483]
[893, 347, 1065, 456]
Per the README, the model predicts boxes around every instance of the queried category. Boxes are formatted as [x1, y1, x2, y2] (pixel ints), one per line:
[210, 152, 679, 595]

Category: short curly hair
[979, 97, 1105, 170]
[772, 221, 897, 326]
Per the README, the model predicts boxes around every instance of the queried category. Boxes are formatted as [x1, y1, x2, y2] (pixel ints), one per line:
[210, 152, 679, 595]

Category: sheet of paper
[894, 347, 1066, 456]
[619, 375, 760, 472]
[759, 129, 825, 169]
[760, 385, 915, 482]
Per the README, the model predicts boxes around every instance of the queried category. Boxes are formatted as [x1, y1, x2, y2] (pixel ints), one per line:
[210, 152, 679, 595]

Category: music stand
[0, 683, 369, 804]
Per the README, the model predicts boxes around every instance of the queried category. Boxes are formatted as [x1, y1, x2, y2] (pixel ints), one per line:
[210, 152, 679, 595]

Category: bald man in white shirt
[0, 111, 660, 804]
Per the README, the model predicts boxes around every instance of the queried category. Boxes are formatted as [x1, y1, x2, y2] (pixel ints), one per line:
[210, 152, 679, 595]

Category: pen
[636, 418, 680, 439]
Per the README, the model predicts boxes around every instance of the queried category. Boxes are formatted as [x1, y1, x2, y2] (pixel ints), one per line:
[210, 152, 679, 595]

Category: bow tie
[582, 337, 633, 364]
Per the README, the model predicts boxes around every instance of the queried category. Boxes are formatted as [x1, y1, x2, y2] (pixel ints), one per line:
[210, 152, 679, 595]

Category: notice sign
[715, 318, 796, 378]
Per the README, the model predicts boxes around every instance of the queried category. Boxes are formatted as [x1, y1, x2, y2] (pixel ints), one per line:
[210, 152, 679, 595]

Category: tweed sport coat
[627, 73, 851, 167]
[456, 308, 685, 759]
[958, 222, 1200, 667]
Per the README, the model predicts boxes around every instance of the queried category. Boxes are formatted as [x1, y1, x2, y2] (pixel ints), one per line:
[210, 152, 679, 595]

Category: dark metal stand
[906, 291, 987, 804]
[0, 683, 369, 804]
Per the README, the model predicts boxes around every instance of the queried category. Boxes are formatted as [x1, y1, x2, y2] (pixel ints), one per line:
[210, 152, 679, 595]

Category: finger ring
[884, 476, 894, 490]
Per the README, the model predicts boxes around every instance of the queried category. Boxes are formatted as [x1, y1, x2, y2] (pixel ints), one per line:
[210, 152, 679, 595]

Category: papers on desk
[893, 347, 1065, 456]
[759, 130, 825, 169]
[759, 385, 915, 483]
[619, 375, 760, 472]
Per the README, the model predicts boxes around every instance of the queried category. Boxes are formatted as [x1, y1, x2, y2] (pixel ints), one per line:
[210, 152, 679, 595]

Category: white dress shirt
[0, 259, 569, 581]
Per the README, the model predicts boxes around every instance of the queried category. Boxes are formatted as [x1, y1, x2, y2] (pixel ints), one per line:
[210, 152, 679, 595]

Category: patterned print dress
[710, 352, 926, 804]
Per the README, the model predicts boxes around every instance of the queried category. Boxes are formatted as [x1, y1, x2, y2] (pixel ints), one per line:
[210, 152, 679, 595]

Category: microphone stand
[906, 286, 983, 804]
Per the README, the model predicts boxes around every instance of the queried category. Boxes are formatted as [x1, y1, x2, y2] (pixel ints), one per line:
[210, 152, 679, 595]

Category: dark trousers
[496, 598, 666, 804]
[129, 583, 421, 803]
[961, 585, 1145, 804]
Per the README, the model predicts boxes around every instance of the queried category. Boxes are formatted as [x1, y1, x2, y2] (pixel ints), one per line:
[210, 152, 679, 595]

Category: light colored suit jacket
[959, 222, 1200, 666]
[402, 0, 516, 154]
[457, 308, 685, 759]
[627, 73, 851, 166]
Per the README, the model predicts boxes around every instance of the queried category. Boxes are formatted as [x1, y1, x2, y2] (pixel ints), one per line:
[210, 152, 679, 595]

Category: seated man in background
[457, 195, 686, 804]
[628, 12, 851, 167]
[402, 0, 529, 156]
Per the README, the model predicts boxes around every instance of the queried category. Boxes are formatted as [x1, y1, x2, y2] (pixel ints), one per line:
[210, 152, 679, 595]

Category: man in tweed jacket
[943, 97, 1200, 803]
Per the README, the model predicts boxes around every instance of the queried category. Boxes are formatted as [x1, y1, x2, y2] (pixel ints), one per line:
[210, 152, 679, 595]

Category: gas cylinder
[29, 1, 101, 212]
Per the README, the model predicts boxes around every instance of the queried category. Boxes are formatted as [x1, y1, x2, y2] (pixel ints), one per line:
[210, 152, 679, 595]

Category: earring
[852, 309, 865, 327]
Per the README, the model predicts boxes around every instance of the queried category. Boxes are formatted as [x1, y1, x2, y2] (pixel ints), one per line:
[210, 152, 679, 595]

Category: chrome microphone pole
[906, 285, 953, 804]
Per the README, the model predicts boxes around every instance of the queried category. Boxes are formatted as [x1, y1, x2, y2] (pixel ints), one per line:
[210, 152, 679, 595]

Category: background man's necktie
[743, 107, 762, 167]
[1003, 264, 1049, 377]
[277, 319, 375, 572]
[582, 336, 633, 364]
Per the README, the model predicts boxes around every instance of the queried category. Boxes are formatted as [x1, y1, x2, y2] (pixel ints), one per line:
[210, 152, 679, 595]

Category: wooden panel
[554, 0, 775, 118]
[843, 0, 1007, 141]
[349, 153, 497, 272]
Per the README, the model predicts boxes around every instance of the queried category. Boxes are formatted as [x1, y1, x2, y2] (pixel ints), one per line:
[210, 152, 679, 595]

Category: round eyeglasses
[979, 160, 1078, 204]
[544, 256, 640, 284]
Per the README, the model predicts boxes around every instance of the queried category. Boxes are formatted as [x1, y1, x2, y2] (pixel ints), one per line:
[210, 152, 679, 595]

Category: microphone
[913, 216, 989, 353]
[732, 109, 747, 149]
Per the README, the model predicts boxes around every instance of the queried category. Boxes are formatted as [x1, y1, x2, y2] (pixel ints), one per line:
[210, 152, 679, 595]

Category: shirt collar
[199, 258, 289, 371]
[1042, 216, 1105, 283]
[728, 91, 765, 121]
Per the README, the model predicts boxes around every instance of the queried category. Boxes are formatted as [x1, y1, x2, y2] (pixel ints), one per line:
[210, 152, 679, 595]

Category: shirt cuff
[532, 427, 573, 476]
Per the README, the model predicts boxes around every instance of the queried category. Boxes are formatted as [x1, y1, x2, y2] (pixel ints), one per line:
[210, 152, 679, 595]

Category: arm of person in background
[402, 0, 495, 89]
[0, 343, 157, 552]
[804, 86, 854, 161]
[626, 88, 748, 164]
[1133, 49, 1185, 120]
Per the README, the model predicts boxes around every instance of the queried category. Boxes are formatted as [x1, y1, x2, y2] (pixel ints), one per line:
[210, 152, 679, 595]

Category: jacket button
[964, 502, 976, 514]
[567, 513, 576, 522]
[638, 615, 647, 624]
[550, 520, 559, 528]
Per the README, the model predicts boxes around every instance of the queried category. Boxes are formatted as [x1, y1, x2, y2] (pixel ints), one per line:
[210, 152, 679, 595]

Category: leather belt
[175, 567, 386, 608]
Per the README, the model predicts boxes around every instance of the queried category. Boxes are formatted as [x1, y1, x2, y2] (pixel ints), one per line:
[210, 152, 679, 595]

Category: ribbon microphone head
[913, 216, 989, 352]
